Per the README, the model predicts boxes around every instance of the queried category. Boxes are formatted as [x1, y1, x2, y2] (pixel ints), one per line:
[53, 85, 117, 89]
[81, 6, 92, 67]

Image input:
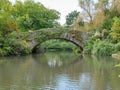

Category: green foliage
[0, 0, 16, 34]
[83, 44, 93, 54]
[83, 36, 99, 54]
[41, 39, 78, 51]
[0, 0, 60, 56]
[10, 40, 31, 55]
[1, 0, 120, 57]
[114, 42, 120, 53]
[101, 18, 113, 30]
[0, 42, 31, 56]
[84, 35, 116, 56]
[65, 10, 79, 27]
[13, 0, 60, 31]
[0, 33, 31, 56]
[0, 15, 18, 37]
[92, 40, 114, 56]
[110, 17, 120, 42]
[0, 47, 11, 56]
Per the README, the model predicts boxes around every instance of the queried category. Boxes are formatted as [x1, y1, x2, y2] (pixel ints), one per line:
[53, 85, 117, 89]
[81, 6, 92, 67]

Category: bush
[110, 17, 120, 42]
[83, 44, 93, 54]
[0, 39, 31, 56]
[0, 48, 8, 56]
[92, 41, 115, 56]
[10, 40, 31, 55]
[83, 36, 99, 54]
[114, 42, 120, 53]
[101, 18, 113, 30]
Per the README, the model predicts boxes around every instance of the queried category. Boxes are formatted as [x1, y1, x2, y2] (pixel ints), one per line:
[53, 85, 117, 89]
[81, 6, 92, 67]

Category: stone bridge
[19, 28, 89, 52]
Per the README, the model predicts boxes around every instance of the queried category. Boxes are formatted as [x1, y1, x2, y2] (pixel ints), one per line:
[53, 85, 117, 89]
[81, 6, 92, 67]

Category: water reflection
[0, 52, 119, 90]
[32, 52, 81, 68]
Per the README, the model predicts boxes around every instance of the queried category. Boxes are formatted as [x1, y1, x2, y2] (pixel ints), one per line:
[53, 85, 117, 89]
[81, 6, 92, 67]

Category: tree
[0, 14, 18, 37]
[70, 15, 84, 30]
[0, 0, 18, 37]
[110, 0, 120, 18]
[93, 11, 107, 29]
[110, 17, 120, 42]
[79, 0, 94, 24]
[95, 0, 110, 15]
[0, 0, 61, 56]
[65, 10, 79, 27]
[13, 0, 60, 31]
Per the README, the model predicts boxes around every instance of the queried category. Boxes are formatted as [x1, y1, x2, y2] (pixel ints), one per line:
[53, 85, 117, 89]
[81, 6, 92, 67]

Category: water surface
[0, 52, 120, 90]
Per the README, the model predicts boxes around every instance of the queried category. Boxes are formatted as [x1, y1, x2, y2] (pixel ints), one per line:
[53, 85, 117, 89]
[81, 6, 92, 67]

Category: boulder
[112, 53, 120, 59]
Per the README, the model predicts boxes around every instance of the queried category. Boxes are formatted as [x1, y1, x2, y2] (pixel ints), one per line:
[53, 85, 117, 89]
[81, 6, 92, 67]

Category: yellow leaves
[111, 0, 120, 12]
[93, 11, 108, 29]
[110, 17, 120, 42]
[7, 19, 17, 32]
[0, 13, 19, 36]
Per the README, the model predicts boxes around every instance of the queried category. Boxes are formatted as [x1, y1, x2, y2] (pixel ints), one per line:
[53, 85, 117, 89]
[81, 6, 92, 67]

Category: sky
[10, 0, 80, 25]
[37, 0, 80, 25]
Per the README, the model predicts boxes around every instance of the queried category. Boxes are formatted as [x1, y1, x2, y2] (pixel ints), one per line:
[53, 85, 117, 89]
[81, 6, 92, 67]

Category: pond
[0, 52, 120, 90]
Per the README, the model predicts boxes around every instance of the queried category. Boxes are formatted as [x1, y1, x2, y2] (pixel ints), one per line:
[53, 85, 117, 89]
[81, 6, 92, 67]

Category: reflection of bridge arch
[32, 51, 83, 68]
[20, 28, 89, 53]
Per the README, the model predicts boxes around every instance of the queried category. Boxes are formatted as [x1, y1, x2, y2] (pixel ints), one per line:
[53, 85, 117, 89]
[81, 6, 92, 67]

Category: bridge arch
[31, 38, 83, 53]
[21, 28, 89, 53]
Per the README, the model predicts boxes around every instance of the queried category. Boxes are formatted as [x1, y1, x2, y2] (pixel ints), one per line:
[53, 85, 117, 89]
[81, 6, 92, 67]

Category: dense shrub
[83, 44, 93, 54]
[83, 36, 100, 54]
[92, 41, 115, 56]
[101, 18, 113, 30]
[10, 40, 31, 55]
[110, 17, 120, 42]
[0, 47, 11, 56]
[84, 35, 116, 55]
[114, 42, 120, 53]
[0, 39, 31, 56]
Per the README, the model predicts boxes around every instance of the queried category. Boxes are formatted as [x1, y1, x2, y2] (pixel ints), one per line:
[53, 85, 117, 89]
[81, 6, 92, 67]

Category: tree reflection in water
[0, 52, 120, 90]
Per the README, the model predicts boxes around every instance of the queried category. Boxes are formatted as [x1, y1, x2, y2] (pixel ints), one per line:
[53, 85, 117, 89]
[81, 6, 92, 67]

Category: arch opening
[32, 38, 83, 53]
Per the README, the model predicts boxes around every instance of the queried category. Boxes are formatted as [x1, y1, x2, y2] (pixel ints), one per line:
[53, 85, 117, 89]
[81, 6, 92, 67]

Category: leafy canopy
[65, 10, 79, 27]
[13, 0, 60, 31]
